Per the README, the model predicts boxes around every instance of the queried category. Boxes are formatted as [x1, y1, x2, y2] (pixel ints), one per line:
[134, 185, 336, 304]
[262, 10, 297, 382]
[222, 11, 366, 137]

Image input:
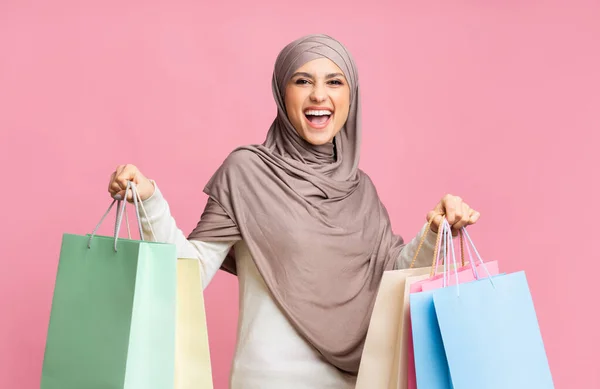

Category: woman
[108, 34, 480, 388]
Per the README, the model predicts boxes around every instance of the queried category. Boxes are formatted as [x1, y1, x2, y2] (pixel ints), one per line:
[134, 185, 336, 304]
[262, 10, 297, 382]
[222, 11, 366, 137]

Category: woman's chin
[303, 133, 333, 146]
[300, 126, 337, 146]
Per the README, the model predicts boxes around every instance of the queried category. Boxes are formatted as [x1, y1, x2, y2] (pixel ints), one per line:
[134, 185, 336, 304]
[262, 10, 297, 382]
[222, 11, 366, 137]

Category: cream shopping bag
[394, 273, 434, 389]
[175, 258, 214, 389]
[355, 267, 433, 389]
[356, 219, 462, 389]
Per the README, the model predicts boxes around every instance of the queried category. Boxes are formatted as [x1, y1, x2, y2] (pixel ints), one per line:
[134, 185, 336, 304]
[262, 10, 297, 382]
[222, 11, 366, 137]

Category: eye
[295, 79, 311, 85]
[328, 79, 344, 86]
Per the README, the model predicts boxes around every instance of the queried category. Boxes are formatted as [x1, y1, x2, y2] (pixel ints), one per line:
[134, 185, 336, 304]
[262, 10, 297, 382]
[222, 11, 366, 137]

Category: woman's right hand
[108, 164, 155, 202]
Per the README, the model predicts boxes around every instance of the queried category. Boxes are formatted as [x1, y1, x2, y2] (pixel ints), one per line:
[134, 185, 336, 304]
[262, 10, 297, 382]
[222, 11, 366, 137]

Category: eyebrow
[291, 72, 346, 80]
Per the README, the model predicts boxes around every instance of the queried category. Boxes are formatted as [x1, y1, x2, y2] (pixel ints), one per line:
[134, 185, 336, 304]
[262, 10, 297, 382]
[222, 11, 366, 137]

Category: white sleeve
[136, 181, 237, 289]
[394, 223, 440, 270]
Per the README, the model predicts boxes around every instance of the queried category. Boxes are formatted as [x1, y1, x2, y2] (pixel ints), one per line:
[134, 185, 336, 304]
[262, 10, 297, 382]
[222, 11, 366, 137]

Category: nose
[310, 83, 327, 103]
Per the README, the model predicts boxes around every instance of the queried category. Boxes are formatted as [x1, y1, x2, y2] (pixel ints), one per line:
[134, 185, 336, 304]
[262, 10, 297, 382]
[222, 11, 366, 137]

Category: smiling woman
[107, 34, 480, 388]
[284, 58, 350, 145]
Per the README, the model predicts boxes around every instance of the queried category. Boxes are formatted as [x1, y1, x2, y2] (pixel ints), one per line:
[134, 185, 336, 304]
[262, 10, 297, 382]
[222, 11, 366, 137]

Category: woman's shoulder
[357, 169, 375, 186]
[356, 169, 383, 197]
[223, 147, 262, 165]
[205, 147, 265, 193]
[213, 146, 266, 178]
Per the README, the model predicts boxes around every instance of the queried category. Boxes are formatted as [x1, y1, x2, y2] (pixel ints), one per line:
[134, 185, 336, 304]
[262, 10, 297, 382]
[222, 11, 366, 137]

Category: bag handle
[442, 219, 459, 288]
[408, 214, 466, 276]
[434, 225, 479, 281]
[438, 219, 496, 296]
[460, 226, 495, 288]
[87, 181, 156, 251]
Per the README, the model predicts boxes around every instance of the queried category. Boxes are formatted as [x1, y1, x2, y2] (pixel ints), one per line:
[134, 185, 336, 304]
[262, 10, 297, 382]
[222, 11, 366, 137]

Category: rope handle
[408, 213, 466, 274]
[439, 219, 496, 296]
[87, 180, 157, 251]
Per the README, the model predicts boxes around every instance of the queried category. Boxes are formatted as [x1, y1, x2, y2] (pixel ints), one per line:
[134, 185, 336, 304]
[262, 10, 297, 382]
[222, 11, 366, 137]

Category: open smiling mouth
[304, 109, 332, 129]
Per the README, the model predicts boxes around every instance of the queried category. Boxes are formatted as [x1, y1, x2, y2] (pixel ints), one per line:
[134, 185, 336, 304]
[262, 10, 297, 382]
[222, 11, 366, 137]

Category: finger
[442, 194, 455, 224]
[427, 210, 436, 227]
[453, 203, 471, 230]
[434, 214, 445, 232]
[115, 165, 129, 190]
[428, 212, 445, 233]
[108, 171, 117, 194]
[109, 165, 128, 199]
[119, 164, 140, 202]
[126, 187, 134, 202]
[109, 168, 124, 196]
[112, 165, 125, 190]
[427, 210, 435, 223]
[427, 210, 444, 223]
[469, 209, 481, 224]
[109, 181, 125, 199]
[443, 217, 459, 237]
[452, 203, 470, 229]
[444, 195, 462, 226]
[115, 164, 138, 190]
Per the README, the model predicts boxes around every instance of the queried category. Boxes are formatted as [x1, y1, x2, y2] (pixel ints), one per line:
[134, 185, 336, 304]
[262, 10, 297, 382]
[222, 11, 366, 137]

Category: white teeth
[304, 109, 332, 116]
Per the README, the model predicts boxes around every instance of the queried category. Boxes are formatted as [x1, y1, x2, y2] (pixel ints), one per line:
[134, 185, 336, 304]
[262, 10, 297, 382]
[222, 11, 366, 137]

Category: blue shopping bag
[409, 219, 497, 389]
[432, 229, 554, 389]
[410, 290, 452, 389]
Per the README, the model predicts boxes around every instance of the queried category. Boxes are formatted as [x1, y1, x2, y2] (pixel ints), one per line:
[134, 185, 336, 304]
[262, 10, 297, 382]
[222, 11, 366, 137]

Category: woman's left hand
[427, 194, 481, 235]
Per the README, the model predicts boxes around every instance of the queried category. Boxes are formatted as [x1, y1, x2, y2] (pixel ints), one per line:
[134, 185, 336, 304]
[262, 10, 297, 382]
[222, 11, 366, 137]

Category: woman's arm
[394, 223, 439, 270]
[137, 182, 237, 289]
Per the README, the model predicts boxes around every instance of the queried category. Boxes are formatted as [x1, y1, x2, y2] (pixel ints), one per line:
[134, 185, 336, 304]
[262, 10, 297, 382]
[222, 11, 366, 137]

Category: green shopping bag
[41, 182, 177, 389]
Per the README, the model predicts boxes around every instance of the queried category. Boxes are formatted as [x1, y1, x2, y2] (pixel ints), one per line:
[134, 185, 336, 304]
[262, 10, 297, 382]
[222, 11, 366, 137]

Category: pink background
[1, 1, 598, 388]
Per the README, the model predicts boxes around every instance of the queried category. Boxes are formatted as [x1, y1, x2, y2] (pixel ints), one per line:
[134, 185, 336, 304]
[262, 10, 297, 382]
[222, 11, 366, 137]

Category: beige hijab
[188, 34, 405, 374]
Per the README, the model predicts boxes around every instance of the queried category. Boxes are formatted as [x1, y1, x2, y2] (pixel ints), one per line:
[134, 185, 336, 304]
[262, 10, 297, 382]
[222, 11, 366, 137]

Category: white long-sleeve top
[138, 183, 438, 389]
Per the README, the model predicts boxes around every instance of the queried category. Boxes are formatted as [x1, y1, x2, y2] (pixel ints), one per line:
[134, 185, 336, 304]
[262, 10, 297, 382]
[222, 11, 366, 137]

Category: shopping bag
[432, 229, 554, 388]
[41, 182, 177, 389]
[402, 273, 436, 389]
[419, 261, 496, 291]
[400, 225, 460, 389]
[405, 227, 477, 389]
[409, 262, 501, 389]
[357, 220, 448, 389]
[355, 267, 432, 389]
[175, 258, 214, 389]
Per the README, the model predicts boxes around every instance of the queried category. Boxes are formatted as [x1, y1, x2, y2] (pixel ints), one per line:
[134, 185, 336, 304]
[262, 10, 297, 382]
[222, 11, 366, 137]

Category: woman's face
[284, 58, 350, 146]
